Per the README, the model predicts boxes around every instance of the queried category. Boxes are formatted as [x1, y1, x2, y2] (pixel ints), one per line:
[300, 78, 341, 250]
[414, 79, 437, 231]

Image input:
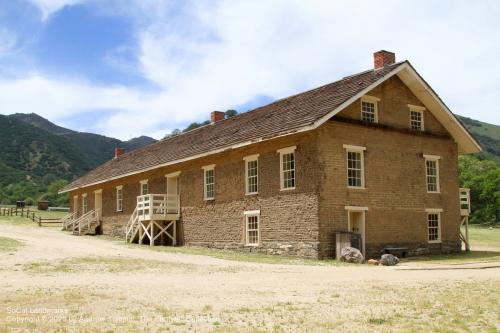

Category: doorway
[94, 190, 102, 219]
[166, 172, 180, 214]
[94, 190, 103, 234]
[73, 195, 79, 216]
[347, 208, 366, 256]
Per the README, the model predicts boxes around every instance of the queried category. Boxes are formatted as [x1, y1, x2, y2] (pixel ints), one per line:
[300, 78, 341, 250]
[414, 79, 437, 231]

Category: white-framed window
[82, 193, 88, 214]
[361, 96, 380, 123]
[426, 209, 442, 243]
[116, 186, 123, 212]
[202, 164, 215, 200]
[343, 145, 366, 188]
[409, 105, 425, 131]
[424, 155, 440, 193]
[244, 210, 260, 246]
[277, 146, 296, 190]
[140, 179, 148, 195]
[244, 154, 259, 195]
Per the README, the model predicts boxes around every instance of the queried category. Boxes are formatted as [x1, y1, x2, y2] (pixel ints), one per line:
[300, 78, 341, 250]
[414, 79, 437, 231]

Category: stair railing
[60, 211, 77, 231]
[125, 207, 139, 242]
[78, 209, 100, 235]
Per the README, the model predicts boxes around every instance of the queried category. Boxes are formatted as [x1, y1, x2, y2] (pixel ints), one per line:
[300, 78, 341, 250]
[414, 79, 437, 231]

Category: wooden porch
[125, 194, 180, 246]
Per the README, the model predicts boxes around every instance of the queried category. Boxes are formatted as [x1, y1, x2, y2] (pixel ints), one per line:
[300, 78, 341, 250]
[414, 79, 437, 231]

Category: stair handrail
[72, 209, 95, 233]
[60, 211, 77, 230]
[125, 207, 139, 242]
[78, 209, 100, 235]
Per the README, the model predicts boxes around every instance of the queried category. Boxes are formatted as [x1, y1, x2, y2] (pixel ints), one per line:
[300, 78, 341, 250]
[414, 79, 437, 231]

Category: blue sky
[0, 0, 498, 140]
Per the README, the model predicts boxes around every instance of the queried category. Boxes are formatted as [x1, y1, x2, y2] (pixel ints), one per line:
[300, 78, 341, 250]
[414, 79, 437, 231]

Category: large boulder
[380, 254, 400, 266]
[339, 247, 364, 263]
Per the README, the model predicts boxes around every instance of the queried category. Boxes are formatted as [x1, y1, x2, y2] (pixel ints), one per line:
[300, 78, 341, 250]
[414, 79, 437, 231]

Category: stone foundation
[365, 240, 461, 259]
[185, 241, 320, 259]
[102, 215, 129, 238]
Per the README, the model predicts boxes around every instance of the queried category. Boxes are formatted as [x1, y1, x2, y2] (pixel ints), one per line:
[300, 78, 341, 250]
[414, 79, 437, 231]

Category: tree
[459, 154, 500, 225]
[164, 129, 181, 139]
[225, 109, 238, 118]
[183, 120, 210, 132]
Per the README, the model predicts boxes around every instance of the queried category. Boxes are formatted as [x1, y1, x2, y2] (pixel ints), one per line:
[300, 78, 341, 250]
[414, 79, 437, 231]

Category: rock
[380, 254, 399, 266]
[339, 247, 364, 263]
[367, 259, 379, 265]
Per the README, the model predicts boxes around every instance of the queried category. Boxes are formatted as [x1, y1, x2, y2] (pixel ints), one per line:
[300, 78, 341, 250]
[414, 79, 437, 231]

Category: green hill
[457, 115, 500, 156]
[10, 113, 157, 166]
[456, 116, 499, 225]
[0, 114, 156, 206]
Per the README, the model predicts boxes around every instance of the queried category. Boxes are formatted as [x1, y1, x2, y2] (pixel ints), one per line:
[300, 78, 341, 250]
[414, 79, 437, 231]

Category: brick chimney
[210, 111, 225, 124]
[114, 147, 125, 159]
[373, 50, 395, 69]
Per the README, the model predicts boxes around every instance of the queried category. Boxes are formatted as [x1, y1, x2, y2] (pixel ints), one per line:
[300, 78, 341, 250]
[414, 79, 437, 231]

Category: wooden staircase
[61, 211, 78, 231]
[125, 207, 140, 243]
[71, 209, 101, 236]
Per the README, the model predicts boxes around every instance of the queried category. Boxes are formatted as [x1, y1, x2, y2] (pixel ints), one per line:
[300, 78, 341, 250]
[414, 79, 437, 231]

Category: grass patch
[123, 242, 355, 266]
[22, 256, 196, 274]
[466, 225, 500, 248]
[368, 318, 388, 325]
[0, 236, 23, 252]
[0, 215, 38, 227]
[412, 250, 500, 264]
[0, 209, 67, 228]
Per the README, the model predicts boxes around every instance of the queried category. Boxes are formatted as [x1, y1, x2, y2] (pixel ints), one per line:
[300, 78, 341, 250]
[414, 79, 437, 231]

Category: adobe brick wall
[70, 131, 323, 257]
[316, 76, 461, 259]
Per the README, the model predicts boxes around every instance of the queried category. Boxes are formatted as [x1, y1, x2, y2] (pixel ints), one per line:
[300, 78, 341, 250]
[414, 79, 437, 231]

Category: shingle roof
[61, 62, 405, 192]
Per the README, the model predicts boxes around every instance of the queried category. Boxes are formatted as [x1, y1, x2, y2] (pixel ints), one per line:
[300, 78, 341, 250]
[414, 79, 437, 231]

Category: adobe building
[60, 51, 479, 259]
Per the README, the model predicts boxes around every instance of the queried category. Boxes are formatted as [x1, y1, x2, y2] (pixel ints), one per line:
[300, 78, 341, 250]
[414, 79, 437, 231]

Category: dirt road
[1, 224, 499, 332]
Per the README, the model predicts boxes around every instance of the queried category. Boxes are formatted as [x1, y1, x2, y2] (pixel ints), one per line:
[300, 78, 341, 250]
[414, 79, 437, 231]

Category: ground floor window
[427, 211, 441, 243]
[245, 211, 260, 246]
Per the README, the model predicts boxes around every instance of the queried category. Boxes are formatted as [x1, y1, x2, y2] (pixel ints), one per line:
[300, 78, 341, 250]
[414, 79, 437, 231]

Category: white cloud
[1, 0, 499, 140]
[28, 0, 84, 20]
[132, 0, 500, 128]
[0, 74, 168, 138]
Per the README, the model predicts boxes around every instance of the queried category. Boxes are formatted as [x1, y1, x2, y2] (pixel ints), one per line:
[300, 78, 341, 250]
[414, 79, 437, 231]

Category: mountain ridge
[0, 113, 157, 205]
[9, 113, 157, 166]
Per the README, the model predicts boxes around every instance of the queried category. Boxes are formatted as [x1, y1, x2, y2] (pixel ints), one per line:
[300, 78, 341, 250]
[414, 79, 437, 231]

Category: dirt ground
[0, 224, 499, 332]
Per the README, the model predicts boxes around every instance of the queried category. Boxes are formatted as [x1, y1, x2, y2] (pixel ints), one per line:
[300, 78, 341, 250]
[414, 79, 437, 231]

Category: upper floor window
[82, 194, 88, 214]
[202, 164, 215, 200]
[426, 209, 442, 243]
[277, 146, 296, 190]
[116, 186, 123, 212]
[424, 155, 440, 193]
[343, 145, 366, 188]
[361, 96, 380, 123]
[140, 180, 148, 195]
[244, 210, 260, 246]
[244, 154, 259, 195]
[409, 105, 425, 131]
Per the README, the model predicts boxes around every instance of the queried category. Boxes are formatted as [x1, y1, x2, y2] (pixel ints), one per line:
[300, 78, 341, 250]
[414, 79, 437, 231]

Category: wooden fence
[0, 207, 62, 226]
